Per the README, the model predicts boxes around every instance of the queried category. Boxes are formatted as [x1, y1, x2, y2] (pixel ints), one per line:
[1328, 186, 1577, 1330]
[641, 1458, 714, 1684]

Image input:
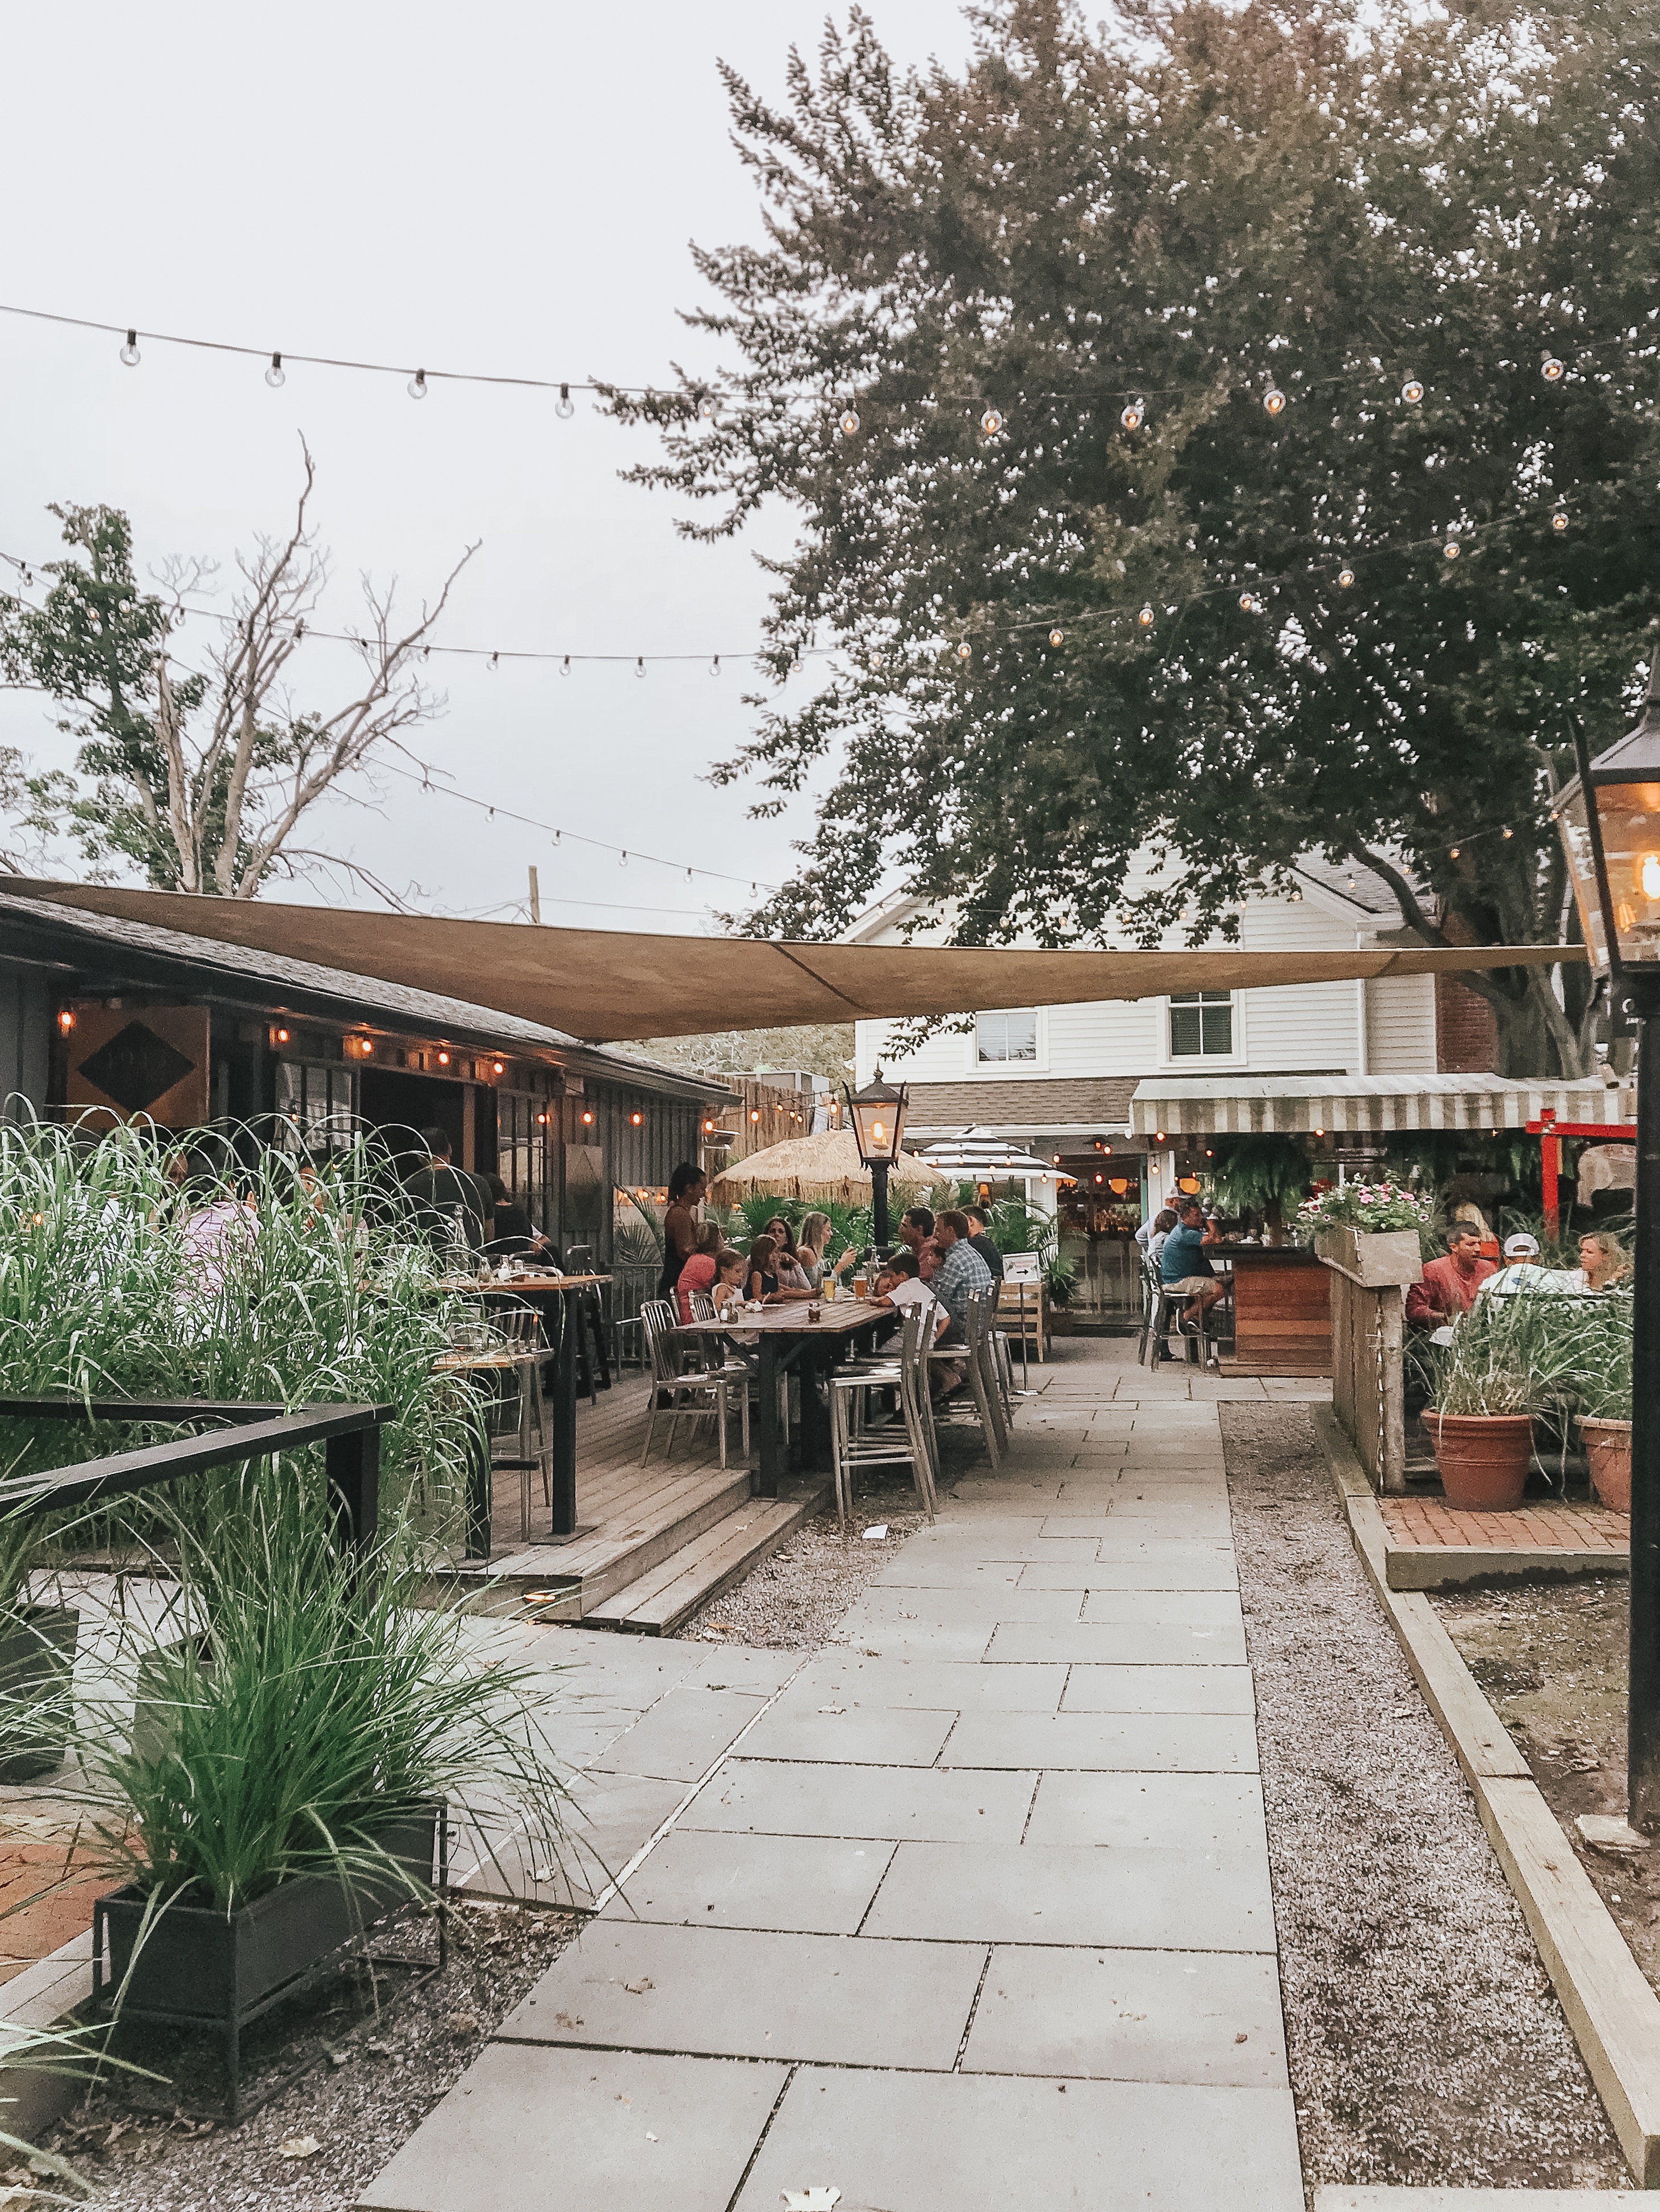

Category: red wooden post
[1542, 1132, 1561, 1242]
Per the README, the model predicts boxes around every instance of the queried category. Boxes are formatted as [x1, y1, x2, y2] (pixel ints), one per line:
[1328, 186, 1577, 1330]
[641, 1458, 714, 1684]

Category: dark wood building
[0, 886, 735, 1261]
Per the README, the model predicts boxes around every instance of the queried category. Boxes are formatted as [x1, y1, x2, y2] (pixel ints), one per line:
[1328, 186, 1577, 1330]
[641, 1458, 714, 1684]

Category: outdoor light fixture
[843, 1067, 910, 1251]
[631, 1112, 642, 1126]
[581, 1109, 593, 1125]
[750, 1109, 761, 1124]
[1556, 657, 1660, 1823]
[492, 1060, 505, 1075]
[56, 1009, 75, 1034]
[274, 1027, 290, 1045]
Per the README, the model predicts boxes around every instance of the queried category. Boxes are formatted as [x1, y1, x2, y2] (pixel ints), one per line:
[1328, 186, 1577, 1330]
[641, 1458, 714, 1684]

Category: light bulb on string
[1262, 387, 1286, 417]
[1542, 355, 1565, 383]
[1552, 511, 1569, 533]
[839, 406, 860, 437]
[555, 383, 575, 420]
[1401, 377, 1424, 404]
[619, 851, 628, 868]
[265, 352, 285, 389]
[1443, 536, 1460, 560]
[1502, 826, 1513, 839]
[489, 652, 499, 671]
[1049, 628, 1064, 647]
[1134, 605, 1155, 630]
[635, 656, 646, 678]
[407, 369, 428, 400]
[1449, 846, 1461, 860]
[957, 641, 972, 661]
[1239, 592, 1257, 613]
[120, 329, 140, 367]
[1337, 567, 1356, 589]
[710, 656, 721, 677]
[560, 655, 571, 677]
[980, 407, 1003, 437]
[1120, 399, 1145, 430]
[698, 391, 716, 420]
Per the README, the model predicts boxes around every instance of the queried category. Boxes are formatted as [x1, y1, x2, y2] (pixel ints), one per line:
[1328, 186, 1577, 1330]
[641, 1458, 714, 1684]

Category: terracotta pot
[1581, 1417, 1633, 1515]
[1422, 1411, 1533, 1512]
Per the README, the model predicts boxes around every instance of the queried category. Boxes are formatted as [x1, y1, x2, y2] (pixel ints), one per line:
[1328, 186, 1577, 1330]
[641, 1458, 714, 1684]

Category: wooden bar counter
[1214, 1243, 1332, 1376]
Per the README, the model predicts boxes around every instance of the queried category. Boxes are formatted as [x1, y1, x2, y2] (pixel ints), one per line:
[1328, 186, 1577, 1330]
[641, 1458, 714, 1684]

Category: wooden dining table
[675, 1300, 894, 1497]
[435, 1272, 611, 1553]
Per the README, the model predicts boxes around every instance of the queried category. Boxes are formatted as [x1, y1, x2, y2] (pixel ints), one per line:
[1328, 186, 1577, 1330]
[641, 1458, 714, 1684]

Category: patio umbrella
[708, 1130, 920, 1206]
[913, 1127, 1060, 1179]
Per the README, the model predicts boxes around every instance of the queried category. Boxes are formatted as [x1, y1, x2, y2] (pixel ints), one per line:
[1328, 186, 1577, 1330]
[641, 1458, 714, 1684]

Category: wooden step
[581, 1481, 829, 1636]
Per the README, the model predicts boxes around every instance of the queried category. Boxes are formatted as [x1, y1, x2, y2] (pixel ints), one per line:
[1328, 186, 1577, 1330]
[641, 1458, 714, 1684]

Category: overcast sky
[0, 0, 973, 935]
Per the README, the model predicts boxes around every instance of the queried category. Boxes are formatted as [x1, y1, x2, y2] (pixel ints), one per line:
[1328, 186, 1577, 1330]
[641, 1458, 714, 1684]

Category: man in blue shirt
[1159, 1197, 1223, 1333]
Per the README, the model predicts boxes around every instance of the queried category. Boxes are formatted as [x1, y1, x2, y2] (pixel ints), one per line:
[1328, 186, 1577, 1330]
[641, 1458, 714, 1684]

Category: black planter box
[0, 1605, 78, 1783]
[95, 1803, 444, 2026]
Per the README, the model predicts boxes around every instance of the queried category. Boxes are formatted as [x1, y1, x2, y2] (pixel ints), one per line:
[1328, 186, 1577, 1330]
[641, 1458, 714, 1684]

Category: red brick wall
[1435, 973, 1499, 1073]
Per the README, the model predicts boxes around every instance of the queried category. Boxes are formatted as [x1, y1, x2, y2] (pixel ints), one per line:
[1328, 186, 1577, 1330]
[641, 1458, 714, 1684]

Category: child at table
[676, 1221, 725, 1323]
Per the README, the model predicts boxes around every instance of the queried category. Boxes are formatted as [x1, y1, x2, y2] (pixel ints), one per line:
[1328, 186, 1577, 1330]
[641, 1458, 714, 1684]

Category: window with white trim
[975, 1009, 1039, 1063]
[1168, 991, 1233, 1058]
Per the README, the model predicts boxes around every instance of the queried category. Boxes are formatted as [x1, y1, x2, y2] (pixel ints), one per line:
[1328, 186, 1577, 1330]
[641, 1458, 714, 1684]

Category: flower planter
[0, 1606, 79, 1783]
[1423, 1411, 1533, 1511]
[1581, 1417, 1633, 1514]
[1312, 1227, 1424, 1289]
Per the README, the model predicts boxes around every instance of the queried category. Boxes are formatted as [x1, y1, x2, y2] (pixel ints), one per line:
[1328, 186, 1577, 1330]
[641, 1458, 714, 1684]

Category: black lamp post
[1556, 657, 1660, 1829]
[843, 1068, 910, 1255]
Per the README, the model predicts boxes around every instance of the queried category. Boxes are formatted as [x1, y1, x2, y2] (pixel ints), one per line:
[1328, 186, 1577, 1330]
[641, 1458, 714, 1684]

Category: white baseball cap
[1502, 1232, 1541, 1259]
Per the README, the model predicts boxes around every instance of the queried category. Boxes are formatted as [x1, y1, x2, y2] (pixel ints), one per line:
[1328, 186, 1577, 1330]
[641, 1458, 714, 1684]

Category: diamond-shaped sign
[76, 1020, 197, 1115]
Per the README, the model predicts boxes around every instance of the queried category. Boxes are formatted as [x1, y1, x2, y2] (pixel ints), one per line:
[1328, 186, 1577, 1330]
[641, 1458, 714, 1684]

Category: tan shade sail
[3, 878, 1583, 1046]
[709, 1130, 935, 1206]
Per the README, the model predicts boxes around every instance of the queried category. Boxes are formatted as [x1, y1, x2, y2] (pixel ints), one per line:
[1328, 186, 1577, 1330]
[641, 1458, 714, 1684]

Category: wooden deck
[448, 1371, 827, 1633]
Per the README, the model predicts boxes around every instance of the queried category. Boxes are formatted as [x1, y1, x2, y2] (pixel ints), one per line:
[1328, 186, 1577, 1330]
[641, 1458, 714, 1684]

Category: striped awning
[1129, 1074, 1636, 1141]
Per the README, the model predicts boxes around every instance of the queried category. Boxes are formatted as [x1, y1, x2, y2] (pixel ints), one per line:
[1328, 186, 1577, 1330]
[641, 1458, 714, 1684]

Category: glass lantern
[1557, 668, 1660, 981]
[843, 1070, 909, 1166]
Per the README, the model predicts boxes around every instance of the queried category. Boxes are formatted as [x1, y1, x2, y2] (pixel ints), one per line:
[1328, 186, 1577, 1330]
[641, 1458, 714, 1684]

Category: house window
[976, 1009, 1038, 1064]
[1169, 992, 1233, 1058]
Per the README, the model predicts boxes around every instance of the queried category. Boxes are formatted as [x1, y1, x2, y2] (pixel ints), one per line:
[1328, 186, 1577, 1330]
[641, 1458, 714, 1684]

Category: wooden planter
[1312, 1226, 1425, 1287]
[1581, 1417, 1633, 1514]
[93, 1802, 446, 2116]
[0, 1606, 79, 1783]
[1423, 1411, 1533, 1512]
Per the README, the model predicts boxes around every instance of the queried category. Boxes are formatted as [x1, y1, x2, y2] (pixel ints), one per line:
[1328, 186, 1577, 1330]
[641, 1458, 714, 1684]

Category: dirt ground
[1433, 1577, 1660, 1992]
[1221, 1403, 1631, 2197]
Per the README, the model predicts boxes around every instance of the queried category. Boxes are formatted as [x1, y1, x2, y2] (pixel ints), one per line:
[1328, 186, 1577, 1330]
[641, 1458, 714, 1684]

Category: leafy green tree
[613, 0, 1660, 1074]
[0, 450, 474, 897]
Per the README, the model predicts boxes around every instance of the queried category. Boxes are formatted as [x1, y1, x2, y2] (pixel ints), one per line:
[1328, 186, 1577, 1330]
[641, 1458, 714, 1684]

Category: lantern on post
[843, 1068, 910, 1254]
[1556, 656, 1660, 1827]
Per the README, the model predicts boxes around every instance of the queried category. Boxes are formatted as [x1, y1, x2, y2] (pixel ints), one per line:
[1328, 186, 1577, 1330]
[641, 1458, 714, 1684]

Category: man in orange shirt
[1406, 1225, 1498, 1327]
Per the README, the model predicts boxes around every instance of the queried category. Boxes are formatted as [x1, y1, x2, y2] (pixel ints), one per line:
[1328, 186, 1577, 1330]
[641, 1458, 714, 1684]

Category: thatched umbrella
[709, 1130, 928, 1209]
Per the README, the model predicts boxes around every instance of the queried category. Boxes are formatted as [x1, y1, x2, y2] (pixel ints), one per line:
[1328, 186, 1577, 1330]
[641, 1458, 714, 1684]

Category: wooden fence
[1318, 1230, 1423, 1497]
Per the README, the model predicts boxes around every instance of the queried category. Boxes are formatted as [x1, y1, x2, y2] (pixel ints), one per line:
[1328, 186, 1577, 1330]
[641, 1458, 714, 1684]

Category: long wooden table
[436, 1272, 611, 1552]
[675, 1301, 893, 1497]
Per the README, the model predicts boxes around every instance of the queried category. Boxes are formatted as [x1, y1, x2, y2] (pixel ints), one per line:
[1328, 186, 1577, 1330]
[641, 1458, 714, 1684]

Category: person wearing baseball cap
[1478, 1231, 1577, 1300]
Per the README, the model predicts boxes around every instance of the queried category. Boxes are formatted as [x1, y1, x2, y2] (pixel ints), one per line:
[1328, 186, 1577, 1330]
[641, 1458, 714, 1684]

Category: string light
[265, 352, 285, 389]
[407, 369, 428, 400]
[1443, 537, 1461, 560]
[635, 656, 645, 678]
[1449, 845, 1461, 860]
[838, 407, 860, 437]
[697, 391, 716, 420]
[1402, 377, 1424, 404]
[1263, 387, 1286, 417]
[957, 641, 972, 661]
[1542, 355, 1565, 382]
[556, 383, 574, 420]
[1120, 399, 1145, 430]
[1337, 568, 1355, 589]
[980, 407, 1003, 437]
[1552, 511, 1570, 533]
[1138, 604, 1155, 627]
[1502, 826, 1514, 839]
[488, 651, 499, 671]
[1239, 592, 1257, 611]
[1049, 627, 1064, 647]
[561, 655, 570, 676]
[710, 656, 721, 676]
[119, 329, 140, 367]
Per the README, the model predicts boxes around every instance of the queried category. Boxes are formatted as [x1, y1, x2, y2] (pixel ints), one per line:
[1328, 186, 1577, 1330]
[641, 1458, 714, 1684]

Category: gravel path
[1222, 1403, 1631, 2196]
[678, 1484, 928, 1647]
[16, 1900, 575, 2211]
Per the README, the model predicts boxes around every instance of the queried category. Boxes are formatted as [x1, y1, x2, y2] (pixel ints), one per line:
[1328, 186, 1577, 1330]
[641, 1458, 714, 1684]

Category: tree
[611, 0, 1660, 1074]
[0, 448, 475, 899]
[617, 1021, 854, 1079]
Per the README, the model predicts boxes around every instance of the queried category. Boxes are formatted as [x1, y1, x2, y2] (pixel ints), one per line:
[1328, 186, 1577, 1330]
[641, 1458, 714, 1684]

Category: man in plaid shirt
[931, 1209, 993, 1339]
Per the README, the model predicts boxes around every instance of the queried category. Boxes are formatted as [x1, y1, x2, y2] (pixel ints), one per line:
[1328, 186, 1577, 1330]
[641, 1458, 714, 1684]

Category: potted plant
[1300, 1176, 1436, 1279]
[1575, 1296, 1634, 1513]
[1208, 1135, 1311, 1247]
[76, 1477, 572, 2110]
[1423, 1296, 1584, 1511]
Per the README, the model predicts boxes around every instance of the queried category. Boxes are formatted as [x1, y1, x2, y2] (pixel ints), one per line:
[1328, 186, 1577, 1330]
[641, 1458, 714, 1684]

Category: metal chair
[929, 1290, 1005, 1468]
[638, 1298, 746, 1468]
[828, 1305, 936, 1522]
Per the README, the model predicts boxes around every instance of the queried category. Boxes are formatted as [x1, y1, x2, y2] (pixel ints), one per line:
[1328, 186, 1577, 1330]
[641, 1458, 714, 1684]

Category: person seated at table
[876, 1252, 961, 1394]
[932, 1209, 994, 1335]
[1138, 1208, 1178, 1266]
[405, 1127, 494, 1259]
[796, 1210, 857, 1291]
[481, 1174, 560, 1266]
[711, 1247, 748, 1317]
[1576, 1230, 1632, 1293]
[898, 1205, 940, 1280]
[745, 1233, 813, 1306]
[677, 1220, 725, 1322]
[762, 1215, 816, 1292]
[963, 1205, 1005, 1283]
[1158, 1197, 1224, 1334]
[1405, 1224, 1498, 1327]
[1475, 1231, 1580, 1301]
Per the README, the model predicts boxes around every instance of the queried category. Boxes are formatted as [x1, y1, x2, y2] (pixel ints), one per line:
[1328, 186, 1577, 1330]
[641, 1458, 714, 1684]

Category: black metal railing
[0, 1398, 390, 1556]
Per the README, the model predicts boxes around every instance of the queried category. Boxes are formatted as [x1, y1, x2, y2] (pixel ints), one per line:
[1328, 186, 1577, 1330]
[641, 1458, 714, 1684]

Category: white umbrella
[911, 1126, 1059, 1178]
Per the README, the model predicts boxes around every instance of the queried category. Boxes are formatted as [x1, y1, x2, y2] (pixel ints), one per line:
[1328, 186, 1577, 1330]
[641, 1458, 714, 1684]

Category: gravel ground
[10, 1900, 575, 2211]
[1222, 1403, 1631, 2196]
[678, 1484, 928, 1647]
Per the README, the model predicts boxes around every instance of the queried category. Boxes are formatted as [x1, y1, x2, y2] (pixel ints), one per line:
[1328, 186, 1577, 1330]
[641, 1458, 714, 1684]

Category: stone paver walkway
[361, 1345, 1324, 2211]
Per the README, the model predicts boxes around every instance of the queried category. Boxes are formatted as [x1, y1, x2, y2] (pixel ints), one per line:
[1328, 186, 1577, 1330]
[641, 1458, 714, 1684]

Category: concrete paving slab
[864, 1841, 1277, 1950]
[1073, 1590, 1243, 1631]
[841, 1585, 1086, 1629]
[682, 1758, 1036, 1842]
[592, 1686, 778, 1783]
[1059, 1665, 1256, 1716]
[1314, 2196, 1619, 2210]
[869, 1558, 1027, 1590]
[504, 1921, 984, 2068]
[963, 1943, 1287, 2085]
[603, 1828, 895, 1933]
[902, 1533, 1103, 1564]
[733, 1700, 956, 1766]
[942, 1710, 1258, 1773]
[462, 1773, 689, 1906]
[1021, 1555, 1237, 1591]
[988, 1620, 1248, 1666]
[767, 1653, 1069, 1715]
[832, 1623, 1000, 1660]
[356, 2043, 785, 2212]
[733, 2065, 1302, 2212]
[1022, 1771, 1266, 1850]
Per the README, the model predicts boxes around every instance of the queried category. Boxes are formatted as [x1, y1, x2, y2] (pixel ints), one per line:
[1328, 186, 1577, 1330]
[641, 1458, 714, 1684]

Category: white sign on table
[1003, 1251, 1042, 1285]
